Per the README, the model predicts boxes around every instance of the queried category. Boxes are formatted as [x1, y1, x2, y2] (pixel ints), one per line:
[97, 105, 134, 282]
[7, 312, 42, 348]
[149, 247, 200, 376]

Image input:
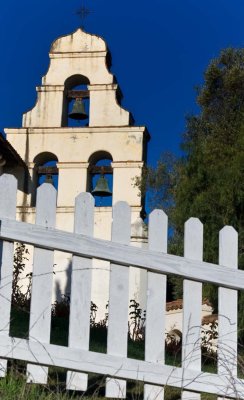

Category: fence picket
[0, 174, 17, 376]
[66, 193, 94, 391]
[144, 209, 167, 400]
[217, 226, 238, 400]
[106, 202, 131, 398]
[26, 183, 56, 383]
[182, 218, 203, 400]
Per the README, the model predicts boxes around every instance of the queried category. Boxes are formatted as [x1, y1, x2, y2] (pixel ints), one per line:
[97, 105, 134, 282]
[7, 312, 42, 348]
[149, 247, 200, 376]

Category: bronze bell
[92, 175, 112, 197]
[45, 174, 54, 185]
[69, 98, 88, 120]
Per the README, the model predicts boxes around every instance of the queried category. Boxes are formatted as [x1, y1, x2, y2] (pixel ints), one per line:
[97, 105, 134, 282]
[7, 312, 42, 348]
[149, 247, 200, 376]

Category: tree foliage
[176, 49, 244, 261]
[140, 48, 244, 313]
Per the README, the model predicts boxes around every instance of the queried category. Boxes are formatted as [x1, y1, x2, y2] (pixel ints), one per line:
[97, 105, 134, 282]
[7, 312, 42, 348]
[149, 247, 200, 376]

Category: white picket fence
[0, 173, 243, 399]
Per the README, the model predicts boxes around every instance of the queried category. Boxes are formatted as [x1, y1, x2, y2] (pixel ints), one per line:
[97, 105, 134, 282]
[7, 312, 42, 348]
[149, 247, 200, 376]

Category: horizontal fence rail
[0, 218, 243, 291]
[0, 335, 243, 398]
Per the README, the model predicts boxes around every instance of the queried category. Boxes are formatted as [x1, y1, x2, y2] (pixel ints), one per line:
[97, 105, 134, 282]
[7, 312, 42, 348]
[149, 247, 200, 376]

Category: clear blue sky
[1, 0, 244, 166]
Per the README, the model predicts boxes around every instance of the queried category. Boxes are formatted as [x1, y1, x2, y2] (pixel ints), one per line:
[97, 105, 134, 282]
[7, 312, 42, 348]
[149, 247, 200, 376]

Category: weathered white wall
[22, 30, 129, 128]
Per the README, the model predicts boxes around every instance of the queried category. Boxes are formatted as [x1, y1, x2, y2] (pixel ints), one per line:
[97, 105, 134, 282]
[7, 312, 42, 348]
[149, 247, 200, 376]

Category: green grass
[0, 369, 73, 400]
[10, 307, 146, 359]
[0, 370, 218, 400]
[7, 308, 221, 399]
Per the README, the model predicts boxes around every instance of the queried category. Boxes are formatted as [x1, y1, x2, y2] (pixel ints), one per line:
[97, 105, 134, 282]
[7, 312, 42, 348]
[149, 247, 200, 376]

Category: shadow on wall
[54, 259, 72, 304]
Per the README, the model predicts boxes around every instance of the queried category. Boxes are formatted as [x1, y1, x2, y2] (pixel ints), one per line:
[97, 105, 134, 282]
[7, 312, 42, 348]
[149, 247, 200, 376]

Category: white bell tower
[6, 28, 149, 318]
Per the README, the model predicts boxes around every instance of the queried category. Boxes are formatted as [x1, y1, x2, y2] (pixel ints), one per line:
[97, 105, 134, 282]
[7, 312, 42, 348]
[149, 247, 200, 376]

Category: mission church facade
[3, 28, 149, 319]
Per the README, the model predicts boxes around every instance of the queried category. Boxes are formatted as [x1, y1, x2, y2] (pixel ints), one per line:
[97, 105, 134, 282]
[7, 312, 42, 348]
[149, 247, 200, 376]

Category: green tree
[141, 48, 244, 325]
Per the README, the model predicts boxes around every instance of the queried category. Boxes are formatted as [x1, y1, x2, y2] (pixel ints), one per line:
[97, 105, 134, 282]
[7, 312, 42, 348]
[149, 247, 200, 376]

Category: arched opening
[88, 151, 113, 207]
[32, 152, 58, 205]
[63, 75, 90, 128]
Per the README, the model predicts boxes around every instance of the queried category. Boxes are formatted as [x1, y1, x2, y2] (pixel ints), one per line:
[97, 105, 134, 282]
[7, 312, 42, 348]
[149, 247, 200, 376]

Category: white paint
[106, 202, 131, 398]
[144, 209, 167, 400]
[218, 226, 238, 400]
[27, 183, 57, 383]
[0, 174, 17, 376]
[182, 218, 203, 400]
[66, 192, 94, 391]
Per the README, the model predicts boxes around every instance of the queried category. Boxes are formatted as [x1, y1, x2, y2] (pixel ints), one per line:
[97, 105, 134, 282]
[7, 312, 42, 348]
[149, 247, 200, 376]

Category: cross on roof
[76, 1, 92, 28]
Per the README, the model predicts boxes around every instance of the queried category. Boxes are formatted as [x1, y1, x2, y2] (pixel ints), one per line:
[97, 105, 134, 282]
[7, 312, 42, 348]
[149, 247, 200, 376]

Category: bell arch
[63, 74, 90, 127]
[33, 152, 58, 166]
[32, 152, 59, 205]
[88, 151, 113, 207]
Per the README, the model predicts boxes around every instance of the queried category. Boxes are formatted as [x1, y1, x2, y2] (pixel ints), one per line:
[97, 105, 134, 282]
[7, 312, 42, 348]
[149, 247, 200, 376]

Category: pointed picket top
[219, 226, 238, 269]
[74, 192, 94, 235]
[36, 181, 57, 195]
[149, 209, 168, 252]
[184, 217, 203, 260]
[112, 201, 131, 243]
[0, 174, 17, 218]
[36, 183, 57, 227]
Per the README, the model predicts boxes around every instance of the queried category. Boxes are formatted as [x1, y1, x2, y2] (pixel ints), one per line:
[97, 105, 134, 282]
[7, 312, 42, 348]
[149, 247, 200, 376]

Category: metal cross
[76, 1, 92, 28]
